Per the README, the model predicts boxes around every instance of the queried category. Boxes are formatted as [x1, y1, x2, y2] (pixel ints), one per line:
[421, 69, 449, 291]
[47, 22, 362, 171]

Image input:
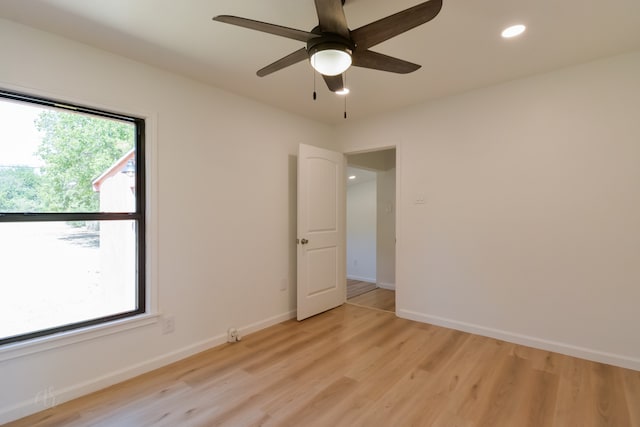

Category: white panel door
[297, 143, 346, 321]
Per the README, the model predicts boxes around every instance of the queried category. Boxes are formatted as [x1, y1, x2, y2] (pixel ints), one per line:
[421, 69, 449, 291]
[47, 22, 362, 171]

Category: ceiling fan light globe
[310, 49, 352, 76]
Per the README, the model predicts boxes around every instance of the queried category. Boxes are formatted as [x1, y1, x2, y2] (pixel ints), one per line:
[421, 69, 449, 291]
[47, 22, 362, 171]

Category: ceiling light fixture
[501, 24, 526, 39]
[309, 43, 352, 76]
[349, 175, 356, 180]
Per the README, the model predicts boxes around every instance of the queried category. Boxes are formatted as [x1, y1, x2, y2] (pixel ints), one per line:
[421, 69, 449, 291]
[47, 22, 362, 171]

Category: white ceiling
[1, 0, 639, 125]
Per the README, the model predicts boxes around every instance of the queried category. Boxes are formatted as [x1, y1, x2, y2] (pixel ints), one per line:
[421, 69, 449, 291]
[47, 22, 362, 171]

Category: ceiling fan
[213, 0, 443, 93]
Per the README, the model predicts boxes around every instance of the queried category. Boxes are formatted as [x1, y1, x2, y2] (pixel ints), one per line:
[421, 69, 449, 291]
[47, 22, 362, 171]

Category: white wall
[0, 18, 336, 423]
[376, 168, 396, 289]
[348, 150, 395, 171]
[2, 16, 639, 424]
[346, 179, 377, 282]
[338, 50, 640, 370]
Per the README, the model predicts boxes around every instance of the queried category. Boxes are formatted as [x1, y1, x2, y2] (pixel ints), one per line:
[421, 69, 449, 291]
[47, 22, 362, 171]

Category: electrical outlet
[161, 315, 175, 334]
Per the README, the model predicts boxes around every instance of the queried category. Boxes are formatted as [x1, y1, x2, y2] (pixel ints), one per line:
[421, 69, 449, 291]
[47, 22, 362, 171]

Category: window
[0, 90, 145, 345]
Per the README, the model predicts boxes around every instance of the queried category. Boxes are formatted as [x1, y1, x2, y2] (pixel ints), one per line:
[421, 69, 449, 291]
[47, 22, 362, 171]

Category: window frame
[0, 89, 146, 346]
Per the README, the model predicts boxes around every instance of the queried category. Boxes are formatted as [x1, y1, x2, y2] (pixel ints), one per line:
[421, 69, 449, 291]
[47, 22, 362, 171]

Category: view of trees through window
[0, 93, 145, 344]
[0, 106, 135, 213]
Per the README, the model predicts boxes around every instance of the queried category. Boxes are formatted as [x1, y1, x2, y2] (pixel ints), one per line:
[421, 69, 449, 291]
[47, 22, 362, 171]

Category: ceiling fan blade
[213, 15, 318, 42]
[314, 0, 350, 39]
[352, 50, 421, 74]
[257, 48, 309, 77]
[350, 0, 442, 50]
[322, 74, 345, 92]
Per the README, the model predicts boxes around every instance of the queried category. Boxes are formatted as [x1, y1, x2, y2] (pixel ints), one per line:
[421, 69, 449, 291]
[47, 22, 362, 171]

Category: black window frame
[0, 89, 146, 345]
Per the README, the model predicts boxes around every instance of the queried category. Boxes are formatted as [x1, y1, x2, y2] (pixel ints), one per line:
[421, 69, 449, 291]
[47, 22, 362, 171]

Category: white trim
[144, 111, 159, 316]
[0, 81, 161, 359]
[398, 309, 640, 371]
[343, 142, 400, 302]
[346, 275, 377, 283]
[238, 310, 296, 338]
[377, 282, 395, 290]
[394, 141, 402, 302]
[0, 314, 159, 363]
[0, 310, 296, 424]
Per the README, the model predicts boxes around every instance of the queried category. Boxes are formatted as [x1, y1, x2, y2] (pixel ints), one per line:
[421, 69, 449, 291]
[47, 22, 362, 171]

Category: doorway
[345, 148, 396, 313]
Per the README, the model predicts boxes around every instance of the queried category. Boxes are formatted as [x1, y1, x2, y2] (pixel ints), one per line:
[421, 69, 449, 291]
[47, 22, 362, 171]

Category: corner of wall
[398, 309, 640, 372]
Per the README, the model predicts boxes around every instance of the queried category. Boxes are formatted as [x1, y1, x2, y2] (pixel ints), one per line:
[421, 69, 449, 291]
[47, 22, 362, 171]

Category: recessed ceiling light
[348, 175, 356, 180]
[501, 24, 526, 39]
[336, 87, 350, 95]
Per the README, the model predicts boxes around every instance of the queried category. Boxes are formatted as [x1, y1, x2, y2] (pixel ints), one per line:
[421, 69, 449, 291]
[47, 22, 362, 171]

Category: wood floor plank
[346, 279, 377, 299]
[5, 304, 640, 427]
[553, 357, 596, 427]
[475, 352, 531, 426]
[432, 337, 512, 425]
[623, 369, 640, 426]
[515, 365, 560, 426]
[347, 288, 395, 312]
[590, 362, 632, 426]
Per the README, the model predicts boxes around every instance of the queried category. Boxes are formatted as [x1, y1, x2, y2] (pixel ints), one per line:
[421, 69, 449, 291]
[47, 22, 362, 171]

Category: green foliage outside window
[0, 166, 40, 211]
[0, 110, 134, 213]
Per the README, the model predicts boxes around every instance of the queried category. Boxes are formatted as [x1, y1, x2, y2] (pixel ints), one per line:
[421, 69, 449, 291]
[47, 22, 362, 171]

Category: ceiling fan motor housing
[306, 33, 355, 54]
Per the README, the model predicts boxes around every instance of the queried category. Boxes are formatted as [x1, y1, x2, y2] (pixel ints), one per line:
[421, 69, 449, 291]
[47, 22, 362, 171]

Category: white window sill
[0, 313, 160, 363]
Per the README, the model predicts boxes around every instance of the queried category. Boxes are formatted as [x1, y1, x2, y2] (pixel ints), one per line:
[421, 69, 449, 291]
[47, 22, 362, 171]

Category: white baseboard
[377, 282, 395, 290]
[347, 275, 376, 283]
[398, 309, 640, 372]
[0, 310, 296, 425]
[237, 310, 296, 339]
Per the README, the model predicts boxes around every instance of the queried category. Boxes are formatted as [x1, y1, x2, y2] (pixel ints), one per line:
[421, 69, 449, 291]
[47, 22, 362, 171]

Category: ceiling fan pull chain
[343, 73, 348, 119]
[313, 76, 317, 101]
[343, 91, 347, 118]
[312, 56, 317, 101]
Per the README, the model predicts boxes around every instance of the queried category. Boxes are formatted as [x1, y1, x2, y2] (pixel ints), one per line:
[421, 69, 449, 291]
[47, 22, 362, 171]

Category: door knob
[300, 238, 309, 245]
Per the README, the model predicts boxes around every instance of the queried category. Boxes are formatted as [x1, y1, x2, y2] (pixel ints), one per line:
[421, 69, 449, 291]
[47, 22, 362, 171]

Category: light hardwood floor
[347, 288, 395, 312]
[7, 304, 640, 427]
[346, 279, 377, 299]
